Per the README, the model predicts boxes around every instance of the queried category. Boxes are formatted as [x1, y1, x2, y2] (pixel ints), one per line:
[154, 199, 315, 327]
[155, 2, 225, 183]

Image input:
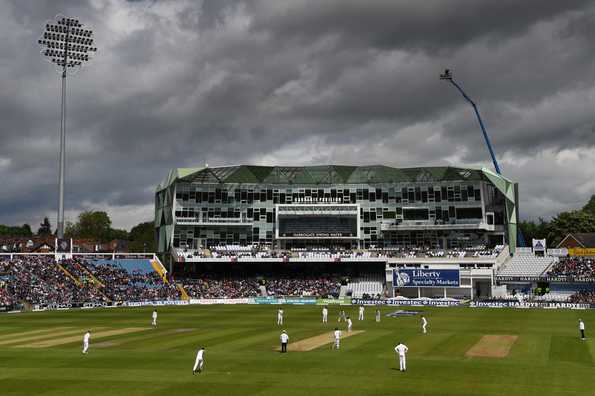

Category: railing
[175, 217, 253, 225]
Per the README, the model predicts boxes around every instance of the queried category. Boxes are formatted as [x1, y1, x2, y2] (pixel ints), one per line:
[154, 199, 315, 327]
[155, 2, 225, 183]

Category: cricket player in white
[333, 328, 342, 349]
[358, 305, 365, 321]
[579, 319, 586, 340]
[394, 342, 409, 371]
[277, 309, 284, 325]
[322, 306, 328, 323]
[375, 308, 381, 322]
[346, 317, 353, 332]
[152, 309, 158, 327]
[280, 330, 289, 353]
[82, 330, 91, 354]
[192, 347, 205, 374]
[421, 316, 428, 334]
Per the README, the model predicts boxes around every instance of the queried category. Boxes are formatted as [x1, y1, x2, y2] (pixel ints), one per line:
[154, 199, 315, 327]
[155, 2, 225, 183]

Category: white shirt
[334, 330, 342, 339]
[395, 344, 408, 357]
[152, 311, 157, 319]
[422, 317, 428, 326]
[280, 333, 289, 343]
[196, 349, 204, 360]
[347, 319, 352, 327]
[322, 308, 328, 316]
[359, 307, 364, 313]
[83, 332, 90, 343]
[579, 321, 585, 330]
[278, 310, 283, 317]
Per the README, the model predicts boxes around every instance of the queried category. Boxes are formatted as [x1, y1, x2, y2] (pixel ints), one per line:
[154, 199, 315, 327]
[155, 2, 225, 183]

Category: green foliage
[64, 211, 129, 243]
[0, 224, 33, 237]
[37, 217, 52, 235]
[547, 210, 595, 245]
[583, 194, 595, 215]
[520, 195, 595, 246]
[128, 221, 155, 252]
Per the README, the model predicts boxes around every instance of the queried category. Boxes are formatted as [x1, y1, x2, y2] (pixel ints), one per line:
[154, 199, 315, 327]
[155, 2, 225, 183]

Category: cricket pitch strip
[276, 330, 365, 352]
[465, 335, 518, 358]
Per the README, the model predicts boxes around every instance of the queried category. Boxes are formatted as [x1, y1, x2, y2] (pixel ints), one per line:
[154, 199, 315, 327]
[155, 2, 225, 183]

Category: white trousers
[347, 325, 352, 332]
[193, 358, 204, 372]
[152, 318, 157, 326]
[82, 341, 89, 354]
[422, 324, 427, 334]
[399, 355, 406, 371]
[322, 314, 328, 323]
[334, 339, 340, 349]
[358, 313, 364, 320]
[277, 317, 283, 325]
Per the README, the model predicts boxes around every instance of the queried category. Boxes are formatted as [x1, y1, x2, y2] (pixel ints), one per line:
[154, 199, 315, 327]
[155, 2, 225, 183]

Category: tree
[22, 224, 32, 236]
[583, 194, 595, 215]
[0, 224, 33, 237]
[128, 221, 156, 252]
[518, 218, 549, 243]
[547, 210, 595, 246]
[77, 211, 113, 242]
[37, 217, 52, 235]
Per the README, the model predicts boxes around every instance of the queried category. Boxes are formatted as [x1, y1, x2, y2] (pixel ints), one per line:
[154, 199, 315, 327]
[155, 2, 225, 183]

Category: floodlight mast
[439, 69, 502, 175]
[38, 16, 97, 238]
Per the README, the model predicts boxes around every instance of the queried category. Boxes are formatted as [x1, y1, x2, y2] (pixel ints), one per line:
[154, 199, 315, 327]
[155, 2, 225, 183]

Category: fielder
[421, 316, 428, 334]
[394, 342, 409, 372]
[346, 317, 353, 332]
[322, 306, 328, 323]
[333, 327, 342, 350]
[579, 319, 586, 340]
[277, 308, 284, 325]
[358, 305, 365, 321]
[82, 330, 91, 354]
[338, 309, 346, 322]
[375, 308, 381, 322]
[152, 309, 158, 327]
[280, 330, 289, 353]
[192, 347, 205, 374]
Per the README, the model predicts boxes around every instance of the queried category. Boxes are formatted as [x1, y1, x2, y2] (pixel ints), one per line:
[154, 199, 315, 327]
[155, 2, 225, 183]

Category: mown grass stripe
[20, 328, 148, 348]
[0, 328, 78, 346]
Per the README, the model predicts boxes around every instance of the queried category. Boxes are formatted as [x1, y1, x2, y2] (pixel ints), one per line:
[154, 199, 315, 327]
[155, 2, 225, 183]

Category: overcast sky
[1, 0, 594, 230]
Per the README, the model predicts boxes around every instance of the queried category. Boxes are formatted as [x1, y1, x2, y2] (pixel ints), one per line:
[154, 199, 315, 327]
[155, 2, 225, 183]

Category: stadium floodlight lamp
[38, 15, 98, 239]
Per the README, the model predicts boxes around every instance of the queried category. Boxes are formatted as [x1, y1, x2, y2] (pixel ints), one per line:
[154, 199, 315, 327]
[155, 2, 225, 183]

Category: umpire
[579, 319, 586, 340]
[280, 330, 289, 353]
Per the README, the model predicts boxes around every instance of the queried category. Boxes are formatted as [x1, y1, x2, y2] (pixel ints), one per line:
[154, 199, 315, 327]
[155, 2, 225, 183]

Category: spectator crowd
[548, 257, 595, 279]
[182, 277, 260, 299]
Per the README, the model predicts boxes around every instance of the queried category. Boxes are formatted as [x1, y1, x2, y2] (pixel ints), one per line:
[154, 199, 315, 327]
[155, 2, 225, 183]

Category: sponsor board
[496, 276, 595, 283]
[393, 268, 460, 287]
[568, 248, 595, 257]
[316, 298, 351, 305]
[352, 298, 460, 307]
[254, 297, 317, 305]
[189, 298, 254, 305]
[254, 297, 282, 305]
[124, 300, 189, 307]
[470, 301, 593, 310]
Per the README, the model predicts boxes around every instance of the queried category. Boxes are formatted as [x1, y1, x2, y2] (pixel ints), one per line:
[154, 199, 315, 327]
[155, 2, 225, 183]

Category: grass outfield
[1, 305, 595, 396]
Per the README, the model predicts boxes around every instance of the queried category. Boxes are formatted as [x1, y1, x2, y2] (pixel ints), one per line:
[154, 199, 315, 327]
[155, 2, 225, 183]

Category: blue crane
[440, 69, 526, 247]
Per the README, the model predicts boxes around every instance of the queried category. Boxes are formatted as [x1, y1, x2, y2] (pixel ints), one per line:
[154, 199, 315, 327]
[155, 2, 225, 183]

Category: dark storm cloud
[0, 0, 594, 229]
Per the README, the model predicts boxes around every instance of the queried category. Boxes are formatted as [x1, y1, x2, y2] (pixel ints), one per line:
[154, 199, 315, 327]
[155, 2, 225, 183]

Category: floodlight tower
[38, 16, 97, 238]
[439, 69, 501, 175]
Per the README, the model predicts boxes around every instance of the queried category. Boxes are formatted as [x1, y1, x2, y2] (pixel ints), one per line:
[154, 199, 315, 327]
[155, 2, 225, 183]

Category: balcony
[380, 219, 495, 231]
[175, 217, 253, 226]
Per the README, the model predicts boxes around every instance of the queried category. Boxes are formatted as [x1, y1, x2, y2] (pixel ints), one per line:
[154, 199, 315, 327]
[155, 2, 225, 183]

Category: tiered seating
[498, 253, 554, 277]
[348, 273, 384, 298]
